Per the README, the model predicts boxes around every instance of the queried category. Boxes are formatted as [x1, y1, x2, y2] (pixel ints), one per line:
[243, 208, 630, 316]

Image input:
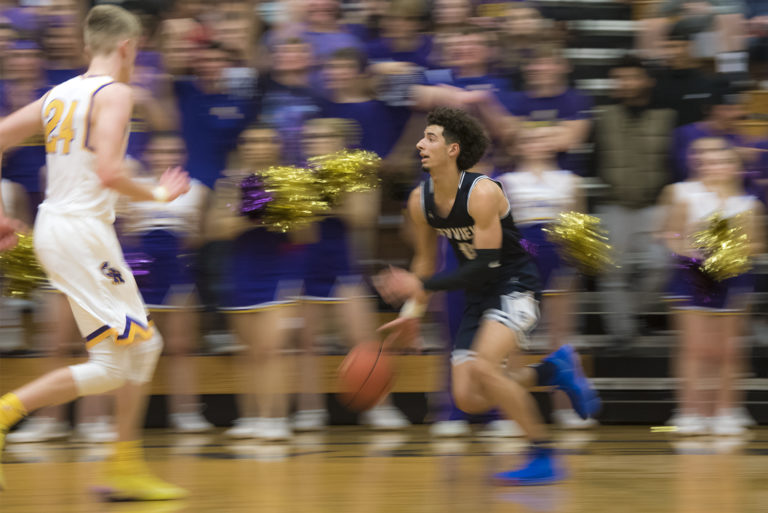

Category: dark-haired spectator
[595, 56, 676, 346]
[503, 45, 593, 175]
[366, 0, 433, 69]
[498, 2, 556, 90]
[267, 0, 364, 93]
[640, 0, 747, 64]
[671, 84, 750, 183]
[320, 47, 411, 159]
[652, 22, 721, 127]
[258, 36, 322, 165]
[173, 41, 257, 190]
[42, 17, 85, 86]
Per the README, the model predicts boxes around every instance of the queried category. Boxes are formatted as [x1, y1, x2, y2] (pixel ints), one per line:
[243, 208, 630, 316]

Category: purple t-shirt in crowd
[319, 98, 410, 158]
[265, 26, 365, 93]
[366, 35, 434, 68]
[174, 77, 257, 188]
[258, 76, 322, 165]
[423, 69, 512, 105]
[671, 122, 746, 183]
[504, 88, 593, 174]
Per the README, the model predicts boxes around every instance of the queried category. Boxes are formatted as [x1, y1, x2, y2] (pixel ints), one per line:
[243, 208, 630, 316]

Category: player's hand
[159, 166, 191, 202]
[374, 267, 424, 305]
[0, 216, 24, 252]
[378, 316, 422, 352]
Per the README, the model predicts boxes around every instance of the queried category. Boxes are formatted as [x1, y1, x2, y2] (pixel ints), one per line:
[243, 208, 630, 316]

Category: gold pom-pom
[260, 165, 328, 233]
[692, 213, 751, 281]
[543, 211, 615, 276]
[0, 232, 47, 298]
[307, 150, 381, 206]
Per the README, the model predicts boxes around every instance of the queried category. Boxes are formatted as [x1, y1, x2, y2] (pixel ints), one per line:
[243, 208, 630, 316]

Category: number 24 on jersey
[44, 99, 79, 155]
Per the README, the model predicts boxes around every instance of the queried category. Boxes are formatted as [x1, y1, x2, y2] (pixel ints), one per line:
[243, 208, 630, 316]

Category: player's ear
[448, 142, 459, 157]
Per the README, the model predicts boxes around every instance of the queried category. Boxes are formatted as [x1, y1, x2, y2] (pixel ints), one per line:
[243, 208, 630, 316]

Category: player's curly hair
[426, 107, 489, 171]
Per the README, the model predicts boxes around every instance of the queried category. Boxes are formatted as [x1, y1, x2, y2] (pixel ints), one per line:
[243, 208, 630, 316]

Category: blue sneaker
[543, 345, 601, 420]
[493, 447, 566, 486]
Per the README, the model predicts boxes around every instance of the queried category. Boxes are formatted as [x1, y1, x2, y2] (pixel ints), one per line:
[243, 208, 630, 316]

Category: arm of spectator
[539, 120, 591, 153]
[133, 81, 178, 134]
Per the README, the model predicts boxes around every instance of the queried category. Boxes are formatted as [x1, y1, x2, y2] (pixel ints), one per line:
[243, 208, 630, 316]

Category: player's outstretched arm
[92, 83, 190, 202]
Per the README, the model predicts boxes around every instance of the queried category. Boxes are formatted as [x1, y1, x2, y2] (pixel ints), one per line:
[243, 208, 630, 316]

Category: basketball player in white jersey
[0, 5, 189, 500]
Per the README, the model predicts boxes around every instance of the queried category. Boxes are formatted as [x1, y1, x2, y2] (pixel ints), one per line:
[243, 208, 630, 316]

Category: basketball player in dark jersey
[376, 107, 600, 485]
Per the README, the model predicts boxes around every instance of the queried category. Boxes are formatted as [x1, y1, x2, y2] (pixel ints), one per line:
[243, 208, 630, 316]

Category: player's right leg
[0, 335, 132, 490]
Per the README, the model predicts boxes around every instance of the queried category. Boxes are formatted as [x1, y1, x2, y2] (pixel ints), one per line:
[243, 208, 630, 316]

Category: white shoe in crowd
[429, 420, 471, 438]
[361, 405, 411, 430]
[6, 417, 69, 443]
[73, 417, 117, 443]
[292, 410, 329, 432]
[710, 414, 746, 437]
[257, 417, 292, 441]
[225, 417, 260, 439]
[552, 410, 598, 430]
[727, 407, 756, 428]
[170, 412, 214, 434]
[675, 414, 707, 436]
[477, 419, 525, 437]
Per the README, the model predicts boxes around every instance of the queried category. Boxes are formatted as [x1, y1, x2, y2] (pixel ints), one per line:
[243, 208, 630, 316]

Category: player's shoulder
[468, 175, 504, 206]
[92, 81, 132, 102]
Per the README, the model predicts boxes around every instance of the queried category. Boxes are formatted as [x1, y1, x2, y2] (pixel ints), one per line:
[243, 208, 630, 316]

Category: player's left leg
[102, 332, 188, 501]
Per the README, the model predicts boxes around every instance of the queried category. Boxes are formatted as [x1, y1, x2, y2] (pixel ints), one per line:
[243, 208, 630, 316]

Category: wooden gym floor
[1, 426, 767, 513]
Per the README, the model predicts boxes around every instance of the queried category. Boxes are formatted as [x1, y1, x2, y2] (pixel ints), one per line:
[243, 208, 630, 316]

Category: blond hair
[84, 5, 142, 56]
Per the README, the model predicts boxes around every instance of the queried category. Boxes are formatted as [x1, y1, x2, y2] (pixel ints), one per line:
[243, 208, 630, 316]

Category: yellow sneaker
[101, 461, 188, 501]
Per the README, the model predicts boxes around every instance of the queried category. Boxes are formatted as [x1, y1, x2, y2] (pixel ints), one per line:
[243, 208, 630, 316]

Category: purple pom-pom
[240, 174, 273, 217]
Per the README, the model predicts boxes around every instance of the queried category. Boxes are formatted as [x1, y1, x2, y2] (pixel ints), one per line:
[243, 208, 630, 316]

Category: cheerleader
[295, 118, 410, 431]
[118, 131, 211, 433]
[496, 125, 595, 429]
[660, 137, 764, 436]
[210, 125, 303, 440]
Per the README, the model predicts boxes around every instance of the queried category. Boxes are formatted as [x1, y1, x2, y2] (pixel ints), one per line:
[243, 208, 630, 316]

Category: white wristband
[399, 299, 426, 319]
[152, 186, 169, 202]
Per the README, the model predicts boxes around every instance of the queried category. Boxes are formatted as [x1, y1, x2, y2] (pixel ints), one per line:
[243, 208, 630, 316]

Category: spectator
[640, 0, 747, 65]
[42, 16, 85, 86]
[670, 82, 750, 183]
[503, 44, 593, 176]
[172, 40, 257, 190]
[651, 22, 720, 126]
[594, 56, 676, 347]
[267, 0, 364, 92]
[319, 47, 411, 159]
[498, 2, 556, 90]
[366, 0, 433, 69]
[258, 36, 322, 165]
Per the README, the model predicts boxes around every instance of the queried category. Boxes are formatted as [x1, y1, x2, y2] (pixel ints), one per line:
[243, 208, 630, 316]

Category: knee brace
[126, 331, 163, 385]
[69, 348, 127, 396]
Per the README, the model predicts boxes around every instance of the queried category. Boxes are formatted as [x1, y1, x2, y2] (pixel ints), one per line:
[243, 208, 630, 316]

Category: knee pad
[127, 331, 163, 385]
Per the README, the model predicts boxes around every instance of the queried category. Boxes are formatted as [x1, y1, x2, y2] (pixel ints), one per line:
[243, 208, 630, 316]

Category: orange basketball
[337, 342, 395, 411]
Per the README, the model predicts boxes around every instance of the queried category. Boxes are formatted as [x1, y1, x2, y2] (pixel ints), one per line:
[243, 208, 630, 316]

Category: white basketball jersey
[40, 75, 123, 221]
[497, 169, 577, 225]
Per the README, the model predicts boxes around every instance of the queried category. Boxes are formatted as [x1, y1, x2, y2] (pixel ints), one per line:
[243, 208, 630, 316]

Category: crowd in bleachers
[1, 0, 767, 440]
